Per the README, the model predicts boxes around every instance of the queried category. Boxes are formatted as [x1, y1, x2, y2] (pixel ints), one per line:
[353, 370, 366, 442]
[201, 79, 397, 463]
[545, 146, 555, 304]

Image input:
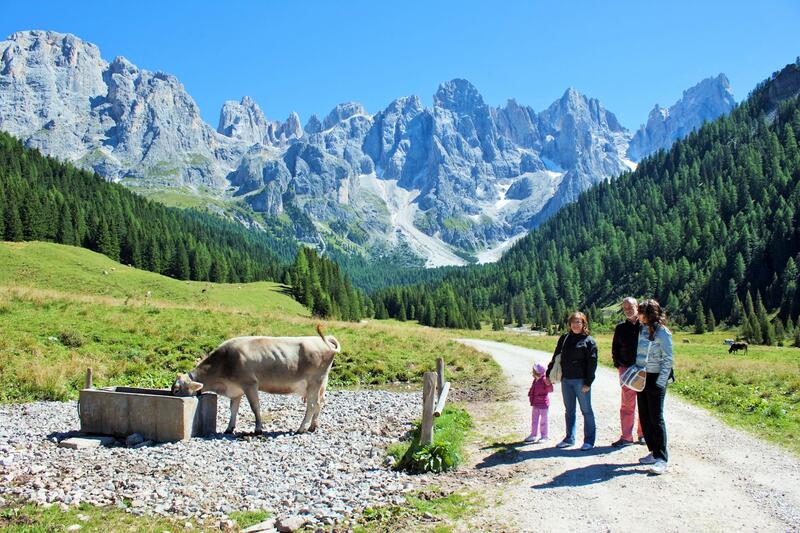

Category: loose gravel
[0, 390, 421, 527]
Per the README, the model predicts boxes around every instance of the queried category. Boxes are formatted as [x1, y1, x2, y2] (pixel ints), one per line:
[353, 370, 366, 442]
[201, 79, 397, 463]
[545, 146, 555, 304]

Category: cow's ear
[188, 381, 203, 394]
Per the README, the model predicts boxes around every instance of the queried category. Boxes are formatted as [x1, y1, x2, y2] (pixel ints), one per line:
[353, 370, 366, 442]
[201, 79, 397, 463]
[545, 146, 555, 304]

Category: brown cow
[728, 342, 748, 355]
[172, 324, 340, 434]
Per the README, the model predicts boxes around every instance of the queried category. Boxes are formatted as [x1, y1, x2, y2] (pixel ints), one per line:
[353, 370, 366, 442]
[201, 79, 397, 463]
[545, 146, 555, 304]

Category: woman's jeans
[561, 378, 596, 445]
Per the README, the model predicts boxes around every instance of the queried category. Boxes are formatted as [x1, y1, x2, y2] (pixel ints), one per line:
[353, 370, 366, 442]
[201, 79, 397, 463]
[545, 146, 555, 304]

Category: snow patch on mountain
[358, 174, 467, 267]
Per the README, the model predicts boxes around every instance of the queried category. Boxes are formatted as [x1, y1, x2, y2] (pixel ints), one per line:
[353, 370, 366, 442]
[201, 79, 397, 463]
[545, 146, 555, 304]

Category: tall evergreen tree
[694, 301, 706, 334]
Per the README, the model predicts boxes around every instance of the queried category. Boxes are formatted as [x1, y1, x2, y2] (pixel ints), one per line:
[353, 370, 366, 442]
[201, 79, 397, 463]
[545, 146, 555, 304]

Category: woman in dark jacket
[546, 311, 598, 450]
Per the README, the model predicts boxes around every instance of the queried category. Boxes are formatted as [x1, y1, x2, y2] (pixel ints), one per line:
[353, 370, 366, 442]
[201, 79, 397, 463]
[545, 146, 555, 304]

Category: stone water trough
[78, 387, 217, 443]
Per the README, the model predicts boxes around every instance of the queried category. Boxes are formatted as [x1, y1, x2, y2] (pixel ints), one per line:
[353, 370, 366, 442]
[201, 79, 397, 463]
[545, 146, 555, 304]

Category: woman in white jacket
[636, 299, 673, 475]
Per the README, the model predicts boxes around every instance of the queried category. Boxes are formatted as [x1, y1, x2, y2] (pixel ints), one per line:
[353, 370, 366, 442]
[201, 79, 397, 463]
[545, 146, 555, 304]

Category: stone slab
[58, 436, 116, 449]
[243, 519, 277, 533]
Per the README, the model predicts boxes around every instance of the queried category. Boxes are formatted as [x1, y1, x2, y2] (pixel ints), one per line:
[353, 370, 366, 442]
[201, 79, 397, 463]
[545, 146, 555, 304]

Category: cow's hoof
[253, 428, 263, 435]
[308, 424, 318, 433]
[224, 428, 236, 435]
[295, 427, 307, 434]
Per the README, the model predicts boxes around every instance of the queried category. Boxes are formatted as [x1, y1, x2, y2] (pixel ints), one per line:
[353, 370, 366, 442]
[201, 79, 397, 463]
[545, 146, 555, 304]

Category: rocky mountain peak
[304, 114, 322, 134]
[322, 102, 367, 130]
[545, 87, 625, 133]
[217, 95, 269, 145]
[760, 59, 800, 113]
[433, 78, 486, 113]
[267, 111, 303, 145]
[284, 111, 303, 137]
[627, 73, 735, 161]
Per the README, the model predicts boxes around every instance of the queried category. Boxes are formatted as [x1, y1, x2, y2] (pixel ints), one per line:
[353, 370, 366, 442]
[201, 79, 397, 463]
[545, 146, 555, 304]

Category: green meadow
[0, 242, 501, 402]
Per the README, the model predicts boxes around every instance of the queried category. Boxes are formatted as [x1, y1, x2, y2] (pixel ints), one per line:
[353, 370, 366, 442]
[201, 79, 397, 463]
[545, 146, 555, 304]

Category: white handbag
[620, 365, 647, 392]
[548, 333, 568, 384]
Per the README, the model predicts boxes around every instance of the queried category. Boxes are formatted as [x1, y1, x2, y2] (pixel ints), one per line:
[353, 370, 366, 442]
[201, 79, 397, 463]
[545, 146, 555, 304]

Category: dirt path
[450, 339, 800, 532]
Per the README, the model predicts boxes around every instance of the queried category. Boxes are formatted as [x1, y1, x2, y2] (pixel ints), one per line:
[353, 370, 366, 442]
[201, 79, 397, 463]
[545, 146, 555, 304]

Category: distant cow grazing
[172, 324, 340, 434]
[728, 342, 748, 355]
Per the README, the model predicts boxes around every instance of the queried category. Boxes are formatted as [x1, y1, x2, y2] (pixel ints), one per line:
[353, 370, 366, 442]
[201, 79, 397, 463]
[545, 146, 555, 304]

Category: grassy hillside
[475, 328, 800, 454]
[0, 241, 306, 315]
[0, 242, 501, 402]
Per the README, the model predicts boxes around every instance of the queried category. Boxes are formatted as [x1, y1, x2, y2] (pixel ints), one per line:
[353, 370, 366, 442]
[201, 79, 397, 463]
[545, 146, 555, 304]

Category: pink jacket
[528, 377, 553, 408]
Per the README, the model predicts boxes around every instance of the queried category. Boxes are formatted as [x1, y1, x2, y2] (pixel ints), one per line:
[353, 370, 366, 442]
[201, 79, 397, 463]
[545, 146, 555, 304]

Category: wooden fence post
[436, 357, 445, 396]
[85, 368, 93, 389]
[421, 371, 436, 446]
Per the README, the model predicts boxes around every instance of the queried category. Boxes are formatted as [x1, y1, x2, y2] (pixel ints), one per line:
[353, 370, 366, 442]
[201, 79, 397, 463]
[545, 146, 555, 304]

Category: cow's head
[171, 373, 203, 396]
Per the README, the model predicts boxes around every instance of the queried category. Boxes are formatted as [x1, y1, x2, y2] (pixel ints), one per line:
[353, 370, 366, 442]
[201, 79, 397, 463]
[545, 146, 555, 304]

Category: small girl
[525, 363, 554, 443]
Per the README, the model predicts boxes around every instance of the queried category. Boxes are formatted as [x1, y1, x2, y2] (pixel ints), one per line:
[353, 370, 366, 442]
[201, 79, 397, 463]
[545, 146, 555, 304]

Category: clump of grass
[0, 499, 185, 531]
[389, 406, 473, 474]
[229, 509, 272, 528]
[406, 488, 483, 520]
[57, 330, 84, 348]
[356, 488, 482, 532]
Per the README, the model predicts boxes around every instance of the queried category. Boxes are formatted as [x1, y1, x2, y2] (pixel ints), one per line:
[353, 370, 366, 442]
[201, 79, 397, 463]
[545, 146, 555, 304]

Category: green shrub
[391, 406, 472, 474]
[405, 442, 460, 473]
[58, 330, 84, 347]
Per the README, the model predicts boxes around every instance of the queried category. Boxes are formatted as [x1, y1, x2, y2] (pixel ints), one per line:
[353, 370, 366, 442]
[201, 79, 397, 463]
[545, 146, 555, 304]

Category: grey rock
[242, 518, 276, 532]
[276, 515, 307, 532]
[125, 433, 144, 447]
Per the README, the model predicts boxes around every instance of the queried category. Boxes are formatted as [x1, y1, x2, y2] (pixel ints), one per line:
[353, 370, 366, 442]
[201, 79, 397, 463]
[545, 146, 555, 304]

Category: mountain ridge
[0, 30, 736, 266]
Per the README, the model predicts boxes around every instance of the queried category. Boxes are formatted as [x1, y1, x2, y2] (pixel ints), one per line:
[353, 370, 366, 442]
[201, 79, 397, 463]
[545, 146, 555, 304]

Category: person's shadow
[476, 443, 617, 469]
[532, 462, 643, 488]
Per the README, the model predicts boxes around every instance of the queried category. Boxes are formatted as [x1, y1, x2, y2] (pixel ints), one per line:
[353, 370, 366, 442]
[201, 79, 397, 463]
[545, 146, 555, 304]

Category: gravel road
[0, 390, 420, 527]
[455, 339, 800, 533]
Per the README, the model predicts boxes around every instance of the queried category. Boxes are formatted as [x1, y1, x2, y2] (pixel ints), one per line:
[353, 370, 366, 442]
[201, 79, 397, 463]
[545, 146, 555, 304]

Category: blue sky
[2, 0, 798, 129]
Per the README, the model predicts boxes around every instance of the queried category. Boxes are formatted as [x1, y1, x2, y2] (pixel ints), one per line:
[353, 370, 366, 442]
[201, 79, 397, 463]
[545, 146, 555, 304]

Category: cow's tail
[316, 323, 341, 353]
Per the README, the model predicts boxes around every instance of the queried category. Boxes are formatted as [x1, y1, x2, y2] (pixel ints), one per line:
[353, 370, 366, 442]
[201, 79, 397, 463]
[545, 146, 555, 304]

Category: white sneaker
[556, 440, 573, 448]
[650, 459, 668, 474]
[580, 443, 594, 451]
[639, 453, 656, 465]
[523, 434, 537, 443]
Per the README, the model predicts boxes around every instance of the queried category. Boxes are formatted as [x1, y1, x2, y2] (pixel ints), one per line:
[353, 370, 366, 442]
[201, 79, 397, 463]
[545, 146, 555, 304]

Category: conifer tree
[729, 294, 744, 325]
[706, 309, 716, 332]
[775, 318, 785, 344]
[694, 301, 706, 334]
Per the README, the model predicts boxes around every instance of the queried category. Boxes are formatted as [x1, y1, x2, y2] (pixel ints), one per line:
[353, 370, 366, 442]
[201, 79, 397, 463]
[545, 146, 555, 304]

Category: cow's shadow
[217, 430, 295, 440]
